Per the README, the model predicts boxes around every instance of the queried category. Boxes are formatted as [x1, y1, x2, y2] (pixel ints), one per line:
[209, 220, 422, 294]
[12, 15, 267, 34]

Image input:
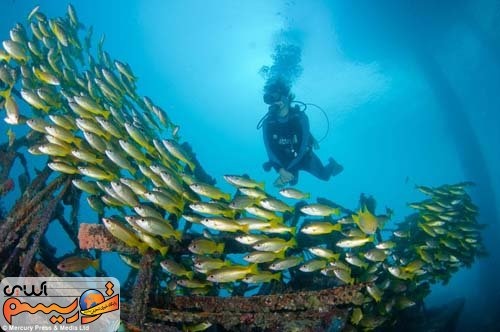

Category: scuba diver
[260, 79, 343, 187]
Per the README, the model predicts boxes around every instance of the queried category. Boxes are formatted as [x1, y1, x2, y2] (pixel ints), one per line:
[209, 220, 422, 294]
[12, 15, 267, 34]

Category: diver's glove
[274, 169, 295, 188]
[273, 176, 287, 188]
[278, 168, 294, 183]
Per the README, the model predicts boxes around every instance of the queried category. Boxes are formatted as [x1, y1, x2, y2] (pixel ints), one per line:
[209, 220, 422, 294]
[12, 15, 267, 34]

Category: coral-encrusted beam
[78, 223, 138, 254]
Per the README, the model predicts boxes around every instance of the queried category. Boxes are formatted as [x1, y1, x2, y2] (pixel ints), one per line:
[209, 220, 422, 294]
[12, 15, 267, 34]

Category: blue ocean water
[1, 0, 499, 330]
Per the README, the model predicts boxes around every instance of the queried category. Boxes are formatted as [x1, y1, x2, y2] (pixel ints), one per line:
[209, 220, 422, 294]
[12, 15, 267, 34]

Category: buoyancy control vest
[265, 108, 312, 164]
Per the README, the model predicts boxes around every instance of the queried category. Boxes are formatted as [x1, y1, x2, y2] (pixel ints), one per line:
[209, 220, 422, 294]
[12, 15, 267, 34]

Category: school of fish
[0, 5, 486, 330]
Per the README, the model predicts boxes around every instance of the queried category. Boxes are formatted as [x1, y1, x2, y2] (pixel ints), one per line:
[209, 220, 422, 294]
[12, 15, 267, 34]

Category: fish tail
[72, 139, 83, 149]
[107, 173, 118, 181]
[249, 264, 259, 275]
[138, 243, 148, 254]
[0, 54, 11, 63]
[288, 237, 297, 248]
[145, 145, 156, 155]
[224, 209, 236, 218]
[186, 271, 194, 280]
[91, 259, 100, 271]
[276, 250, 286, 259]
[289, 226, 296, 234]
[352, 213, 359, 225]
[273, 272, 282, 281]
[159, 246, 169, 256]
[0, 88, 11, 98]
[258, 181, 265, 190]
[174, 230, 183, 241]
[217, 242, 225, 253]
[267, 220, 279, 228]
[241, 224, 250, 234]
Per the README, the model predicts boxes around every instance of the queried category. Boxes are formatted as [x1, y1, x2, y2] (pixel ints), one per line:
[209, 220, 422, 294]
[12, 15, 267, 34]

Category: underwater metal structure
[0, 5, 486, 331]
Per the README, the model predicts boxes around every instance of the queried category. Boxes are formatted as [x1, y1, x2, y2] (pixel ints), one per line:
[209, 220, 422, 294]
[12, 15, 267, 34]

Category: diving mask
[263, 92, 282, 105]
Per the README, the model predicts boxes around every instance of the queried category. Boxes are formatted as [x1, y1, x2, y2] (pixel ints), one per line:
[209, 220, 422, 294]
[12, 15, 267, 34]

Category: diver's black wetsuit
[262, 107, 335, 185]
